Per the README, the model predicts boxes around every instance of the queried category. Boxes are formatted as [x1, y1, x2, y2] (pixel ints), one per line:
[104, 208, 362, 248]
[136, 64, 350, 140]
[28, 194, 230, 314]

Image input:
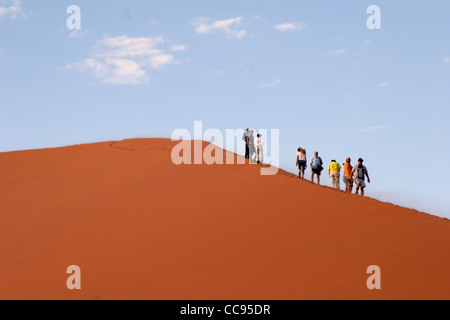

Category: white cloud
[102, 59, 148, 84]
[274, 22, 306, 32]
[260, 79, 281, 88]
[149, 53, 175, 68]
[364, 39, 373, 45]
[149, 19, 159, 26]
[171, 44, 187, 52]
[377, 82, 389, 87]
[95, 36, 165, 58]
[67, 35, 177, 85]
[359, 125, 391, 133]
[0, 0, 25, 19]
[326, 49, 347, 56]
[443, 57, 450, 65]
[191, 17, 247, 39]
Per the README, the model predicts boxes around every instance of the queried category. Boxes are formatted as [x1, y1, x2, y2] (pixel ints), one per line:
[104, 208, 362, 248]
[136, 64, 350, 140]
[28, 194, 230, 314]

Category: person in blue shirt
[310, 152, 323, 185]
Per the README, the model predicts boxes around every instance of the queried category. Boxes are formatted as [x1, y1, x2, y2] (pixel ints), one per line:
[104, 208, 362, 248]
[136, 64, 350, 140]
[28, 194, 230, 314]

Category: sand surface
[0, 139, 449, 299]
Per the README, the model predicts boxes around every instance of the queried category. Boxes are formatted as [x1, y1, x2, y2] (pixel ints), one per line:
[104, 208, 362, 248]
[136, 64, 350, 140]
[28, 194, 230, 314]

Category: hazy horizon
[1, 134, 449, 220]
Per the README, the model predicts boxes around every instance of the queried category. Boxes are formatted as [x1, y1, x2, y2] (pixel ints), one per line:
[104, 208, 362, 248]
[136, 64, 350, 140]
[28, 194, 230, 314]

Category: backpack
[357, 165, 366, 180]
[312, 157, 323, 170]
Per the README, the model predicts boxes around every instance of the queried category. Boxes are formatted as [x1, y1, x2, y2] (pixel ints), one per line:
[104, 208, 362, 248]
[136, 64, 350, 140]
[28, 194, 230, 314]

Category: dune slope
[0, 139, 449, 300]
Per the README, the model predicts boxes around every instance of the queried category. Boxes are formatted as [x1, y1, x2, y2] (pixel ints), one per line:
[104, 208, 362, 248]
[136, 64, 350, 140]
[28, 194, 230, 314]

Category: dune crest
[0, 138, 449, 300]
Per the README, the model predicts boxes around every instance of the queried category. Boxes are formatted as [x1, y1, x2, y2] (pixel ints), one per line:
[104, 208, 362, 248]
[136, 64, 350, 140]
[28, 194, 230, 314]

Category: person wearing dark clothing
[310, 152, 324, 184]
[242, 128, 250, 159]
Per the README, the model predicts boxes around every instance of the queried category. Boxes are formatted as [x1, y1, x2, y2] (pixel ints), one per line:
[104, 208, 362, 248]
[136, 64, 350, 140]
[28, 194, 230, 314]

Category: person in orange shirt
[343, 158, 354, 193]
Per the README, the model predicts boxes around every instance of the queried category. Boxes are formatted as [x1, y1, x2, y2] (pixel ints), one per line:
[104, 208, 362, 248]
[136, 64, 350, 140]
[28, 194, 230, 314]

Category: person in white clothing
[254, 134, 264, 164]
[296, 147, 307, 179]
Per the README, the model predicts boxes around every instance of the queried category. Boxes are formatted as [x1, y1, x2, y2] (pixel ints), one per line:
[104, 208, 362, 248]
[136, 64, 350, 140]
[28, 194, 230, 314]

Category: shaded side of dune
[0, 139, 449, 300]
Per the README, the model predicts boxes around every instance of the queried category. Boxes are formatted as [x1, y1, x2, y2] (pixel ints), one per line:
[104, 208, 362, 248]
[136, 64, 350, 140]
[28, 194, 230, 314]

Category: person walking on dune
[296, 147, 307, 178]
[343, 158, 354, 193]
[242, 128, 250, 159]
[353, 158, 371, 196]
[255, 133, 264, 164]
[310, 152, 323, 184]
[248, 130, 256, 163]
[328, 160, 341, 189]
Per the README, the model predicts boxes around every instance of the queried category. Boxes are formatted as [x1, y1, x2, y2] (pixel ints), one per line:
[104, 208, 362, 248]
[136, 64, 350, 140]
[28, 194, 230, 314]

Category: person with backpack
[242, 128, 250, 159]
[343, 158, 354, 193]
[310, 152, 323, 184]
[296, 147, 307, 179]
[328, 160, 341, 189]
[353, 158, 371, 196]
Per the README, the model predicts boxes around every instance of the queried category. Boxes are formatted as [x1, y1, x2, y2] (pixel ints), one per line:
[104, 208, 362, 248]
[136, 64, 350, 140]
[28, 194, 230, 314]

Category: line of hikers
[242, 128, 264, 164]
[296, 148, 371, 196]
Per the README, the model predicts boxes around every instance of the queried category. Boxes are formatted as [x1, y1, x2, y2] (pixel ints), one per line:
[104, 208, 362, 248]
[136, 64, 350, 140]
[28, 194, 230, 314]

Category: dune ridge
[0, 138, 449, 300]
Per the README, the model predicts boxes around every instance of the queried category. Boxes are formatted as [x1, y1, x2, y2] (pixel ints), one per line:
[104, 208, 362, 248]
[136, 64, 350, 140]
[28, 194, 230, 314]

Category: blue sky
[1, 0, 449, 218]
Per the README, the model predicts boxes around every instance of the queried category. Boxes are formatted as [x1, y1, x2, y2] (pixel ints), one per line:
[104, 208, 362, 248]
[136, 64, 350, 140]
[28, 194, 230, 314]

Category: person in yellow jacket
[328, 160, 341, 190]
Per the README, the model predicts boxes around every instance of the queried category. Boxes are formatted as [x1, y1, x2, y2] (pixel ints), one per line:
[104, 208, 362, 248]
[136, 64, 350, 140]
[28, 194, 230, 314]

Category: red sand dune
[0, 138, 449, 300]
